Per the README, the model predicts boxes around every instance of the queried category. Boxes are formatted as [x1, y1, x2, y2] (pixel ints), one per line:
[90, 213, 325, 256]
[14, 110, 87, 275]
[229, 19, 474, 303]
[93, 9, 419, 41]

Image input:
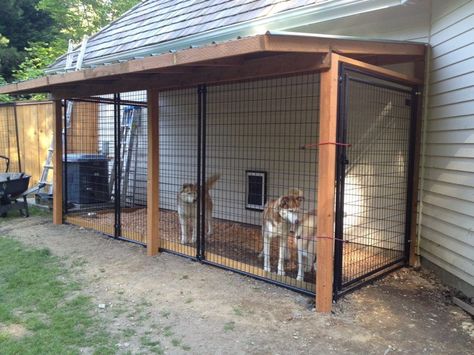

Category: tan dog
[177, 174, 220, 244]
[261, 189, 304, 275]
[294, 210, 317, 281]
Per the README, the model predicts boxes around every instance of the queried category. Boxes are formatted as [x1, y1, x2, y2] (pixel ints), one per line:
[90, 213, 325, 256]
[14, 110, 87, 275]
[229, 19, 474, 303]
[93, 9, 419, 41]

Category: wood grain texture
[315, 53, 340, 312]
[53, 100, 63, 225]
[147, 89, 160, 256]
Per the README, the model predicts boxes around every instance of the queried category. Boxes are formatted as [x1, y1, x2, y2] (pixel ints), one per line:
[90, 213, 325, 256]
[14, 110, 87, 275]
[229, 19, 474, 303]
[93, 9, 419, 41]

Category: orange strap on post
[300, 142, 352, 149]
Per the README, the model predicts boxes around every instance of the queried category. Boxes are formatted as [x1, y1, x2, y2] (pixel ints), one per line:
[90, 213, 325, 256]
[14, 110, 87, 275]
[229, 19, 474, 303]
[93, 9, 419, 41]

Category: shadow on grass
[0, 237, 115, 354]
[0, 205, 51, 224]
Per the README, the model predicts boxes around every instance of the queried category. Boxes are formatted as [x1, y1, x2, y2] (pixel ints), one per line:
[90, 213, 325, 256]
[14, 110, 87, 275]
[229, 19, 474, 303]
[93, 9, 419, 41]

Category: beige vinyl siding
[288, 0, 474, 291]
[420, 0, 474, 289]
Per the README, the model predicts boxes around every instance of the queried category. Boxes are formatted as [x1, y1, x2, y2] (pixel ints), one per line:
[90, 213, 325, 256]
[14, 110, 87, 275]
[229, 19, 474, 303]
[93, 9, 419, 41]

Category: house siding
[421, 0, 474, 293]
[290, 0, 474, 295]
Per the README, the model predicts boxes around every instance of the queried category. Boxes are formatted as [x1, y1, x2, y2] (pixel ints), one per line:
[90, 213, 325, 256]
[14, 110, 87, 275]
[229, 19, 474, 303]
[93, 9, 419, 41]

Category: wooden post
[315, 53, 340, 312]
[53, 99, 63, 225]
[146, 89, 160, 256]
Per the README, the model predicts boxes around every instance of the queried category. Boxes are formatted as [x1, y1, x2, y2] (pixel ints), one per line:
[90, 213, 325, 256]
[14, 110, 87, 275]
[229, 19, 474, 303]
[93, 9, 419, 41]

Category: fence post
[146, 89, 160, 256]
[315, 53, 339, 312]
[53, 99, 63, 225]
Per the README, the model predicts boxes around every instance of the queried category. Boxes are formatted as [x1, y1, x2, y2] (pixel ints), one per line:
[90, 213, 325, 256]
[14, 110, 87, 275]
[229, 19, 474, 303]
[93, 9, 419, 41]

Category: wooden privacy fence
[0, 101, 98, 187]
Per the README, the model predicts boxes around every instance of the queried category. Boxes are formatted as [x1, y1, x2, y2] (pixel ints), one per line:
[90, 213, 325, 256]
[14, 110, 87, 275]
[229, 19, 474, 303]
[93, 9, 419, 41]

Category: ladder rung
[44, 165, 54, 169]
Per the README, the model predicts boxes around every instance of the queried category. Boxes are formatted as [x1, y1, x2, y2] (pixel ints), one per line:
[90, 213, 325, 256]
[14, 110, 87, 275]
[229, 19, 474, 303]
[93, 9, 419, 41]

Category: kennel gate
[63, 93, 149, 245]
[333, 64, 418, 297]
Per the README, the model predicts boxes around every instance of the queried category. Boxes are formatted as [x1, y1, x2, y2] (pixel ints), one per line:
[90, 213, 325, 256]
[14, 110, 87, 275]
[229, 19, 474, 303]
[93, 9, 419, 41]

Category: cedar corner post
[315, 52, 340, 312]
[53, 99, 63, 225]
[147, 89, 160, 256]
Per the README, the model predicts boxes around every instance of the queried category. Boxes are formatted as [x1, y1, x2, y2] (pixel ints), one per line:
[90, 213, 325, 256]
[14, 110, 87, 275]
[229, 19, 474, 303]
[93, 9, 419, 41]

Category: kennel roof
[44, 0, 412, 75]
[0, 31, 425, 98]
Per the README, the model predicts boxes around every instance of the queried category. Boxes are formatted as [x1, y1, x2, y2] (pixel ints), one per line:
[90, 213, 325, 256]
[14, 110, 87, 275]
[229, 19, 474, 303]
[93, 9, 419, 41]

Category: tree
[1, 0, 141, 100]
[38, 0, 141, 41]
[0, 0, 56, 80]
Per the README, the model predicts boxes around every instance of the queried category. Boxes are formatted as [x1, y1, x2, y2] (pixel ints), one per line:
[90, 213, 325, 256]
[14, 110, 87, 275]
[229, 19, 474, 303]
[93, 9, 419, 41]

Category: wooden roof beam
[52, 52, 330, 99]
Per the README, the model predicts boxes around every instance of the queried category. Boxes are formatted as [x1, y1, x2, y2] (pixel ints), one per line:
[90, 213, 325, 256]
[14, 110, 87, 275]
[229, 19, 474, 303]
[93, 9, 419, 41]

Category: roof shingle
[49, 0, 323, 72]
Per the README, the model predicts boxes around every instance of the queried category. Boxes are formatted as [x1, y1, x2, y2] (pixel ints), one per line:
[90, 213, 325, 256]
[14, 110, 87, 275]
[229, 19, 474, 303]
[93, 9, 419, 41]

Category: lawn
[0, 236, 115, 354]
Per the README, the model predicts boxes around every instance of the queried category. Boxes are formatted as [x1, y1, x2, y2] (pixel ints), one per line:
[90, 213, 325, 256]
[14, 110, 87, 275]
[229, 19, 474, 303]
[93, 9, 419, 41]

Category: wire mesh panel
[204, 74, 320, 293]
[158, 88, 199, 258]
[64, 98, 116, 237]
[0, 104, 21, 173]
[335, 67, 416, 293]
[117, 92, 148, 244]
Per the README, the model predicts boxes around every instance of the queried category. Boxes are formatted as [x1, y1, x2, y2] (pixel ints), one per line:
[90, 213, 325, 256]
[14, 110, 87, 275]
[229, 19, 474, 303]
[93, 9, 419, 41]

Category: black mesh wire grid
[60, 68, 416, 298]
[335, 68, 416, 293]
[203, 74, 320, 293]
[158, 87, 199, 258]
[0, 104, 21, 173]
[63, 93, 147, 245]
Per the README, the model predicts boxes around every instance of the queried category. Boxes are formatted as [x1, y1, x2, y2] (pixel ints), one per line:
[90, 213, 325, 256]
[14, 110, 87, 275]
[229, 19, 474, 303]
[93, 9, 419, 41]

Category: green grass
[0, 205, 51, 223]
[0, 237, 115, 354]
[224, 321, 235, 332]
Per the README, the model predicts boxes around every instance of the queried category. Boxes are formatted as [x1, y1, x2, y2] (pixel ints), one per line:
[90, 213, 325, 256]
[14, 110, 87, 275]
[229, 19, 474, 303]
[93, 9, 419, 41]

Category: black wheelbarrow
[0, 155, 30, 217]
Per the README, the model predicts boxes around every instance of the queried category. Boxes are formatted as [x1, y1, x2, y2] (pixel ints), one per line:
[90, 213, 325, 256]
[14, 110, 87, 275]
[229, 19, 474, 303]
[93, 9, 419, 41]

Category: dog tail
[205, 174, 221, 190]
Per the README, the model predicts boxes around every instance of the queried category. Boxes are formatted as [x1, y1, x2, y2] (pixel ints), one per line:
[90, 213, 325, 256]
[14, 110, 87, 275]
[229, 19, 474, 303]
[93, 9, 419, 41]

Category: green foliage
[38, 0, 141, 41]
[0, 76, 13, 102]
[0, 237, 115, 354]
[0, 0, 56, 80]
[1, 0, 140, 92]
[13, 42, 63, 81]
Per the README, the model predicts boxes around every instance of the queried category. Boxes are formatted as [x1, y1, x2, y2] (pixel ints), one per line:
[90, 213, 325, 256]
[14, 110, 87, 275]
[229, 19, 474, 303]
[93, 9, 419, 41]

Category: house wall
[289, 0, 474, 296]
[159, 75, 320, 226]
[420, 0, 474, 296]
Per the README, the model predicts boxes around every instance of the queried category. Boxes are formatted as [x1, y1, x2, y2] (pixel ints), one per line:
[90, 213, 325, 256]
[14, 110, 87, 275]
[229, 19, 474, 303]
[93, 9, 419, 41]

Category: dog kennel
[61, 63, 419, 298]
[0, 33, 425, 311]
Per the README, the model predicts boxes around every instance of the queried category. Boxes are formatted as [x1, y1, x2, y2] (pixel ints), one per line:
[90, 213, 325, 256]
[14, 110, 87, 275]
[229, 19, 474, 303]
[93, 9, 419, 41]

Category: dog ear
[279, 196, 289, 208]
[297, 196, 305, 202]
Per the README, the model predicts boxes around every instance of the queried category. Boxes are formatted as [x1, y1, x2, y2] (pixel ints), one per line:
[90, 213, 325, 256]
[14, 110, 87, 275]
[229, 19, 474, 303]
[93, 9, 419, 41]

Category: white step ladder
[34, 36, 89, 198]
[109, 106, 142, 204]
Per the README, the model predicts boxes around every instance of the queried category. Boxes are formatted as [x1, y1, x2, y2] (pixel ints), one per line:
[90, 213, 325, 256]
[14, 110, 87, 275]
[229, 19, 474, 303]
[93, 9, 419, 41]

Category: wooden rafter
[0, 33, 425, 96]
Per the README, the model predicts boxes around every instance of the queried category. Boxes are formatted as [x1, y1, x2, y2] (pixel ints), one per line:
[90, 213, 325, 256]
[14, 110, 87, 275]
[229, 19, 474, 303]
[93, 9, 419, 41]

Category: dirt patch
[0, 323, 31, 339]
[1, 216, 473, 354]
[72, 208, 401, 285]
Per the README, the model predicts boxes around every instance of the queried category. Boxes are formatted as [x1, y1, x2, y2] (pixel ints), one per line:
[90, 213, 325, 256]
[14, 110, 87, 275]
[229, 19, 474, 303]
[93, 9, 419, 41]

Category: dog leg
[206, 214, 213, 237]
[296, 237, 304, 281]
[263, 232, 271, 273]
[179, 214, 187, 244]
[277, 236, 286, 276]
[191, 215, 197, 243]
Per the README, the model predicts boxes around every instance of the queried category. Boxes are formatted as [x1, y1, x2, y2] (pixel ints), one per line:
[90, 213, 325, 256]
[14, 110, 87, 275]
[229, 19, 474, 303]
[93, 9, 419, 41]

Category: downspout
[415, 3, 433, 267]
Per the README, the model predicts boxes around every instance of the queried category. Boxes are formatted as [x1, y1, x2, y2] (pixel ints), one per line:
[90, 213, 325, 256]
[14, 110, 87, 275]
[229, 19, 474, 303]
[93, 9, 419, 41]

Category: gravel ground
[1, 215, 473, 354]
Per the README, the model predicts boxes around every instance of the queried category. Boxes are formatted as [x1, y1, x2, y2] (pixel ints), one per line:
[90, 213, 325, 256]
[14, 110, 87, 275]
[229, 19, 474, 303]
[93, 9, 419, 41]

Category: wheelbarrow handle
[0, 155, 9, 173]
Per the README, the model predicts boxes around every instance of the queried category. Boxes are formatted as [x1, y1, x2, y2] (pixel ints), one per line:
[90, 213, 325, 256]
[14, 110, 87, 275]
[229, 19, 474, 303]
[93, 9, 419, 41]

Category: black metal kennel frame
[63, 93, 148, 245]
[333, 64, 419, 297]
[61, 68, 418, 298]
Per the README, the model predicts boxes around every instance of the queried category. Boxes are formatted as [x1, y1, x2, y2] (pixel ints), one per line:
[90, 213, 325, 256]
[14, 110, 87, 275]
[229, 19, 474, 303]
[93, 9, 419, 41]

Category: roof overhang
[0, 32, 426, 99]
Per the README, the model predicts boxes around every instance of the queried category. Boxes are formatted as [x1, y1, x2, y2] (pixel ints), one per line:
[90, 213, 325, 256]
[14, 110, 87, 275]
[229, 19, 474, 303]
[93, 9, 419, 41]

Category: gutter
[46, 0, 407, 74]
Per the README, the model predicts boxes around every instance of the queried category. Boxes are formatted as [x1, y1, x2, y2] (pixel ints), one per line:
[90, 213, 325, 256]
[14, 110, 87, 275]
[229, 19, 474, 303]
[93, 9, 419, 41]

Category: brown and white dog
[177, 174, 220, 244]
[261, 189, 304, 276]
[294, 210, 317, 281]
